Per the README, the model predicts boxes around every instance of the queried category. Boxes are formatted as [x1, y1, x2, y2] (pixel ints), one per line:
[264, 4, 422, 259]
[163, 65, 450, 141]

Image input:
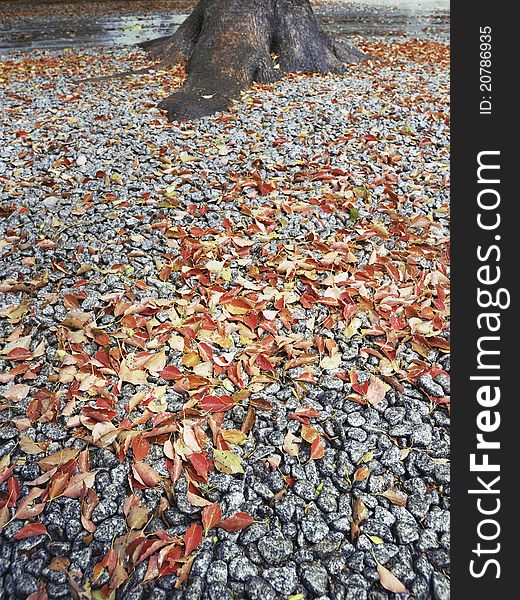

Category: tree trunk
[139, 0, 367, 121]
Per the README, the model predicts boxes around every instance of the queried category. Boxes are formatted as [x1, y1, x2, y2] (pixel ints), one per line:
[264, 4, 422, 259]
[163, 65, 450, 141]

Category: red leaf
[199, 395, 236, 412]
[160, 366, 182, 380]
[6, 347, 32, 361]
[202, 502, 222, 533]
[183, 523, 203, 556]
[188, 453, 212, 482]
[7, 476, 20, 507]
[14, 523, 47, 540]
[218, 512, 254, 532]
[0, 464, 15, 485]
[255, 354, 275, 372]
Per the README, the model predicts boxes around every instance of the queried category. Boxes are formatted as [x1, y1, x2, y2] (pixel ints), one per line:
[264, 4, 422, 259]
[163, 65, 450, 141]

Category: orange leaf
[309, 436, 325, 460]
[202, 502, 222, 533]
[354, 466, 371, 482]
[132, 436, 150, 461]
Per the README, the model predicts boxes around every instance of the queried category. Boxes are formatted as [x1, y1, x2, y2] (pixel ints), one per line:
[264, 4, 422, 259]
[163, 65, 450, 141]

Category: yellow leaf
[214, 450, 244, 475]
[221, 429, 247, 445]
[360, 451, 374, 463]
[369, 535, 384, 545]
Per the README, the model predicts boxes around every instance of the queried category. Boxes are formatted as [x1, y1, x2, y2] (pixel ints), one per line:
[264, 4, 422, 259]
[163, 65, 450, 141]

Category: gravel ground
[0, 34, 450, 600]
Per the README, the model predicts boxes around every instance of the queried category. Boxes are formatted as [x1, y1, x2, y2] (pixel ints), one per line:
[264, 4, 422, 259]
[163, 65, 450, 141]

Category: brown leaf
[249, 397, 274, 410]
[350, 521, 360, 543]
[353, 497, 369, 525]
[81, 488, 99, 533]
[381, 489, 407, 506]
[240, 406, 256, 434]
[301, 423, 319, 444]
[174, 555, 195, 589]
[19, 435, 47, 455]
[127, 506, 149, 530]
[0, 504, 10, 530]
[377, 563, 408, 593]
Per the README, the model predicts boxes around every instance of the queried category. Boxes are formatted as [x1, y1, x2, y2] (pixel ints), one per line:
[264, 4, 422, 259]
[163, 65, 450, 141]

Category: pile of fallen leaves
[0, 38, 450, 597]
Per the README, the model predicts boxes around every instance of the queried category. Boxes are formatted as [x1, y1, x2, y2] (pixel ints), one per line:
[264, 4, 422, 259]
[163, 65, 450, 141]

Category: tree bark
[139, 0, 368, 121]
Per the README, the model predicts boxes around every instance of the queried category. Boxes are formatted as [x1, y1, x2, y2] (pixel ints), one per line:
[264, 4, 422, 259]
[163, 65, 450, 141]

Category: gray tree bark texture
[139, 0, 368, 121]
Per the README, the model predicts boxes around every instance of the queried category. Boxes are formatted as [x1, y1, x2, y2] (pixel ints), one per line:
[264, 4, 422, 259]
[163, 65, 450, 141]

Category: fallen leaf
[19, 436, 47, 455]
[183, 523, 203, 555]
[218, 512, 254, 532]
[1, 384, 30, 402]
[202, 502, 222, 533]
[369, 535, 384, 544]
[381, 489, 407, 506]
[132, 461, 161, 488]
[283, 432, 300, 457]
[354, 466, 370, 481]
[221, 429, 247, 445]
[309, 436, 325, 460]
[14, 523, 47, 540]
[213, 450, 244, 475]
[377, 563, 408, 593]
[199, 395, 236, 412]
[366, 375, 390, 406]
[319, 352, 341, 370]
